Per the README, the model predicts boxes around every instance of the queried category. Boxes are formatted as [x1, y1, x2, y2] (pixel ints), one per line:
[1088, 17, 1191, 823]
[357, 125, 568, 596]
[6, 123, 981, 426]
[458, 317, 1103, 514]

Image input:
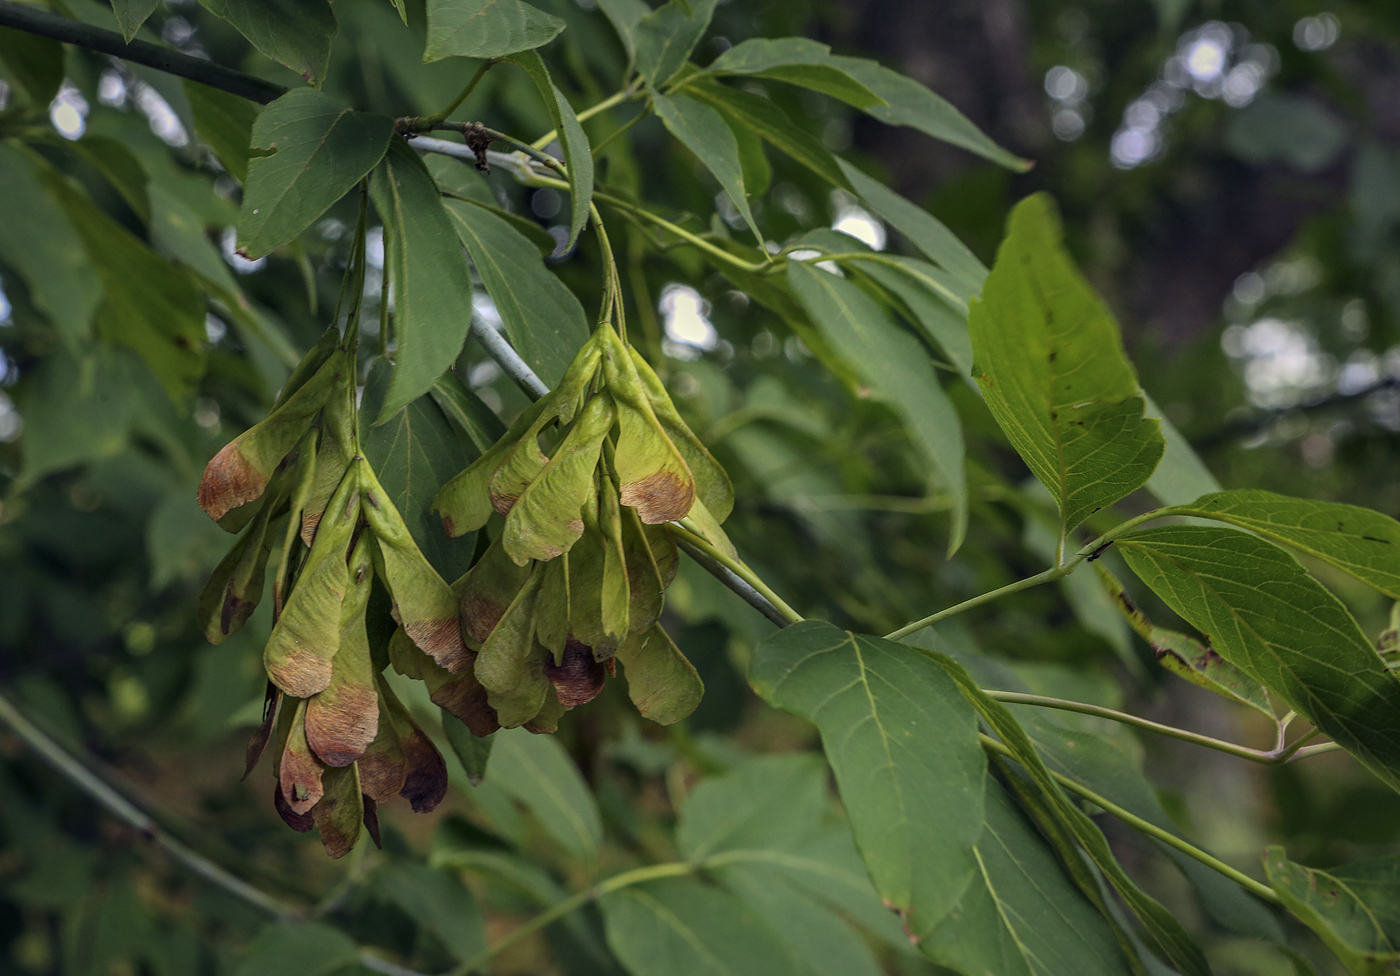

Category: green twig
[670, 522, 803, 625]
[595, 192, 767, 273]
[421, 59, 496, 125]
[885, 565, 1069, 640]
[531, 86, 638, 150]
[978, 734, 1281, 905]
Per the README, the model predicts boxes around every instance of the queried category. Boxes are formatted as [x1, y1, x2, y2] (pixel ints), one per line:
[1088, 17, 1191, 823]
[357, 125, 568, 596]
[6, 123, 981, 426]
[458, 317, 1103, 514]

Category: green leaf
[429, 373, 507, 454]
[0, 24, 63, 106]
[360, 359, 479, 581]
[442, 716, 493, 785]
[1164, 489, 1400, 600]
[16, 347, 133, 489]
[1142, 392, 1221, 507]
[708, 38, 885, 109]
[601, 877, 804, 976]
[239, 89, 394, 259]
[1118, 525, 1400, 794]
[729, 112, 772, 201]
[681, 78, 851, 191]
[1264, 847, 1400, 975]
[836, 159, 986, 291]
[749, 621, 986, 937]
[921, 779, 1135, 976]
[184, 80, 261, 185]
[596, 0, 650, 56]
[443, 198, 589, 386]
[111, 0, 160, 41]
[198, 0, 336, 86]
[677, 754, 828, 861]
[0, 144, 100, 345]
[485, 727, 603, 863]
[969, 193, 1164, 532]
[848, 256, 974, 379]
[787, 260, 968, 552]
[376, 861, 488, 962]
[371, 139, 475, 420]
[503, 51, 593, 251]
[634, 0, 718, 89]
[654, 92, 762, 244]
[232, 921, 359, 976]
[424, 0, 565, 60]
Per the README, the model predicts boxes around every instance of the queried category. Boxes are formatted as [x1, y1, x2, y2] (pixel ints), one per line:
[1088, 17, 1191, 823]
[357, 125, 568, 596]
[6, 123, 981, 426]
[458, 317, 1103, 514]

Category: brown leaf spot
[407, 617, 471, 673]
[306, 686, 379, 768]
[300, 510, 322, 547]
[620, 471, 694, 524]
[461, 593, 508, 645]
[399, 727, 448, 813]
[279, 743, 324, 815]
[358, 750, 408, 804]
[268, 652, 334, 699]
[221, 593, 257, 637]
[441, 514, 456, 537]
[489, 491, 520, 517]
[431, 676, 501, 738]
[197, 443, 266, 521]
[546, 639, 606, 707]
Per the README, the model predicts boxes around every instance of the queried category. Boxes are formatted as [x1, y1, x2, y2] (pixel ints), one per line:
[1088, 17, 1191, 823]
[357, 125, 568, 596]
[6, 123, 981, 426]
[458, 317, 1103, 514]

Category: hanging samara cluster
[195, 321, 731, 856]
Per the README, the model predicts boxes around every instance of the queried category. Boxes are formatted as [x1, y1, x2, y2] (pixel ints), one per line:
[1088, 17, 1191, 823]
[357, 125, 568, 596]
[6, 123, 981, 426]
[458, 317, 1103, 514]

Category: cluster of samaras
[196, 324, 731, 855]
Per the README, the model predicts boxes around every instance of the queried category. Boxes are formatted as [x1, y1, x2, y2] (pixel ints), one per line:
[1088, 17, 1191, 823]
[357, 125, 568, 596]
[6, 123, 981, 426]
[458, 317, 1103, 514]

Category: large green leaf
[1264, 848, 1400, 975]
[360, 359, 479, 581]
[376, 860, 488, 963]
[1118, 525, 1400, 794]
[595, 0, 649, 56]
[969, 193, 1164, 532]
[921, 780, 1134, 976]
[183, 80, 261, 185]
[677, 754, 828, 861]
[503, 51, 593, 251]
[635, 0, 718, 89]
[1163, 489, 1400, 600]
[654, 92, 761, 243]
[199, 0, 336, 85]
[485, 727, 603, 864]
[111, 0, 160, 41]
[849, 256, 974, 379]
[749, 621, 986, 937]
[601, 876, 804, 976]
[709, 39, 1026, 170]
[16, 347, 133, 489]
[1142, 392, 1221, 507]
[0, 144, 100, 345]
[787, 260, 968, 552]
[371, 139, 475, 421]
[238, 90, 394, 258]
[681, 78, 851, 191]
[443, 198, 589, 387]
[232, 921, 359, 976]
[424, 0, 565, 60]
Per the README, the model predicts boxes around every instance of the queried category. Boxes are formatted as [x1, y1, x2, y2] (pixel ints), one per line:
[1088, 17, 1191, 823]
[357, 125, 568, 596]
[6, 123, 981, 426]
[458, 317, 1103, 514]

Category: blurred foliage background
[2, 0, 1400, 974]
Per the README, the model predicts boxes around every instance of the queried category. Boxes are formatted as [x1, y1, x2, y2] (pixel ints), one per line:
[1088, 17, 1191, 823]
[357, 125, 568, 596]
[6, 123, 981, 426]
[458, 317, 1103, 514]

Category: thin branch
[470, 315, 551, 401]
[885, 565, 1068, 641]
[978, 734, 1281, 905]
[0, 691, 294, 919]
[671, 522, 802, 625]
[673, 535, 793, 628]
[420, 59, 496, 126]
[0, 0, 287, 104]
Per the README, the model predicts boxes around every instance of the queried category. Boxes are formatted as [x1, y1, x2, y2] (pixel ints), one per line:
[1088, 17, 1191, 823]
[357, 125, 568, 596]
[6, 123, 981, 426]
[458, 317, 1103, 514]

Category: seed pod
[305, 534, 379, 767]
[300, 355, 357, 546]
[242, 682, 280, 781]
[621, 507, 666, 635]
[599, 325, 695, 524]
[628, 346, 733, 521]
[197, 348, 345, 522]
[389, 628, 499, 737]
[597, 477, 632, 651]
[502, 392, 616, 565]
[545, 639, 606, 707]
[683, 496, 739, 561]
[475, 566, 550, 727]
[273, 324, 343, 411]
[434, 397, 551, 537]
[534, 556, 571, 664]
[273, 429, 319, 617]
[264, 464, 360, 697]
[361, 463, 470, 672]
[616, 624, 703, 726]
[312, 762, 363, 859]
[197, 464, 290, 644]
[278, 698, 325, 815]
[644, 521, 679, 588]
[524, 684, 568, 734]
[380, 687, 448, 813]
[357, 679, 408, 804]
[459, 535, 533, 644]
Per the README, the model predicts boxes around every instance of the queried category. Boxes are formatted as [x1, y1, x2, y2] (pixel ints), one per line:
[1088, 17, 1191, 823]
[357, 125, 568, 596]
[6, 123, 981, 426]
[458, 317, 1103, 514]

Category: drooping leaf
[442, 715, 494, 785]
[595, 0, 649, 56]
[1118, 525, 1400, 794]
[183, 80, 261, 184]
[486, 727, 603, 863]
[677, 753, 828, 860]
[376, 861, 488, 962]
[707, 37, 885, 109]
[1164, 489, 1400, 600]
[849, 255, 974, 380]
[787, 260, 967, 552]
[634, 0, 718, 89]
[239, 89, 394, 258]
[198, 0, 337, 86]
[312, 762, 363, 858]
[682, 78, 853, 191]
[969, 193, 1164, 532]
[601, 876, 804, 976]
[475, 566, 550, 726]
[232, 921, 359, 976]
[371, 139, 475, 420]
[1264, 848, 1400, 975]
[749, 621, 986, 938]
[617, 624, 703, 725]
[111, 0, 161, 41]
[424, 0, 565, 59]
[443, 198, 589, 386]
[429, 373, 508, 454]
[503, 51, 594, 251]
[654, 92, 762, 244]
